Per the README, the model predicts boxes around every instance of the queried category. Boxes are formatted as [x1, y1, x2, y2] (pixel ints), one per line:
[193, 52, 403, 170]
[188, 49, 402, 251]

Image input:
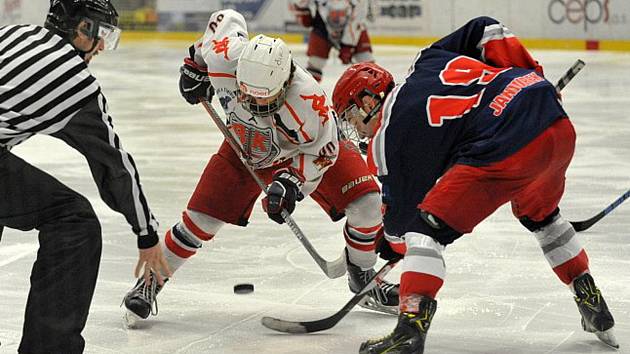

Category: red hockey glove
[338, 44, 354, 64]
[262, 170, 304, 224]
[292, 6, 313, 27]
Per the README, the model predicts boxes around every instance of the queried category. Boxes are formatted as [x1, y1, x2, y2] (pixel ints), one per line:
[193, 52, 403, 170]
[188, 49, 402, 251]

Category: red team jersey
[187, 10, 379, 225]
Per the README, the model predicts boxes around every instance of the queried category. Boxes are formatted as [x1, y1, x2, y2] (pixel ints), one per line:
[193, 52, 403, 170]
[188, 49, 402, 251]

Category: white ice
[1, 43, 629, 354]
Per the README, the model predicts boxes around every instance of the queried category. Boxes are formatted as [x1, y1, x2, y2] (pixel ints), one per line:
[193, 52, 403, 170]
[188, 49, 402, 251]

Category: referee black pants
[0, 148, 102, 354]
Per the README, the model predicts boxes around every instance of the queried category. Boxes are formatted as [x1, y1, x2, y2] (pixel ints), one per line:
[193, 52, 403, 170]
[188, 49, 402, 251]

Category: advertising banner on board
[154, 0, 630, 39]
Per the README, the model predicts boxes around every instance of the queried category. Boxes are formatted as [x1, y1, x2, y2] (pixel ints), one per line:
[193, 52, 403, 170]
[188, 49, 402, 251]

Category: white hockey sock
[162, 224, 202, 275]
[402, 232, 446, 281]
[162, 210, 224, 275]
[344, 193, 382, 270]
[162, 241, 187, 276]
[533, 215, 589, 288]
[344, 222, 380, 269]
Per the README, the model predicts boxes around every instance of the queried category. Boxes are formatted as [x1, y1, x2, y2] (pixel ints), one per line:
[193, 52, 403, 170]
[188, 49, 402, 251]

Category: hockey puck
[233, 283, 254, 294]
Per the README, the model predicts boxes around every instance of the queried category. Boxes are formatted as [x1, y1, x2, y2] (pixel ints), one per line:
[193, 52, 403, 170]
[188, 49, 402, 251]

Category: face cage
[338, 117, 369, 154]
[338, 88, 385, 155]
[237, 86, 288, 118]
[79, 17, 121, 50]
[338, 104, 371, 154]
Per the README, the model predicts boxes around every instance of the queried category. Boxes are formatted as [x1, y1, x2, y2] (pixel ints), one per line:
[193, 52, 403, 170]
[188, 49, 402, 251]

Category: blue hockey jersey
[368, 17, 568, 236]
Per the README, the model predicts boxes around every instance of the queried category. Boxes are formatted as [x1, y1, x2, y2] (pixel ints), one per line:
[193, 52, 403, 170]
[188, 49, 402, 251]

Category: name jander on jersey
[489, 72, 545, 117]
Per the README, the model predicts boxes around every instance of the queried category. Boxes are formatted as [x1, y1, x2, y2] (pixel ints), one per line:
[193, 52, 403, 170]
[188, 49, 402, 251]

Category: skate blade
[358, 297, 398, 315]
[595, 328, 620, 349]
[123, 309, 143, 329]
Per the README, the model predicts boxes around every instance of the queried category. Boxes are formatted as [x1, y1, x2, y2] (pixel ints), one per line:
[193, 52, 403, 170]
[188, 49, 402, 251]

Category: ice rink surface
[1, 42, 629, 354]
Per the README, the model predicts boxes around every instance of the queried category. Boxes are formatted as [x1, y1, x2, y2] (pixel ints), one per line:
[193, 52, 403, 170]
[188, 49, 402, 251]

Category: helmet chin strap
[361, 99, 383, 124]
[72, 35, 100, 59]
[86, 35, 100, 52]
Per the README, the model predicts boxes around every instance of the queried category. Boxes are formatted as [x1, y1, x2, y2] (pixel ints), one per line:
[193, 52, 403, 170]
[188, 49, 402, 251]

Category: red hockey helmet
[332, 62, 394, 124]
[333, 63, 394, 152]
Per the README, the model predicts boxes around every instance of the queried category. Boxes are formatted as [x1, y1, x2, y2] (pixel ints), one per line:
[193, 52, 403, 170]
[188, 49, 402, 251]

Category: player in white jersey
[290, 0, 374, 81]
[122, 9, 398, 325]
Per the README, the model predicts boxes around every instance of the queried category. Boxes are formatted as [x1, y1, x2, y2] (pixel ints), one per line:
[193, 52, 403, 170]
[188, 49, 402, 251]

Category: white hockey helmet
[236, 34, 293, 117]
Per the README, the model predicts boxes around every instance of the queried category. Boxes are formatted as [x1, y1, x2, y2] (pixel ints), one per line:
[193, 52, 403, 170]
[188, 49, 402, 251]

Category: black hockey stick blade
[261, 260, 398, 334]
[555, 59, 585, 93]
[571, 189, 630, 232]
[261, 290, 369, 334]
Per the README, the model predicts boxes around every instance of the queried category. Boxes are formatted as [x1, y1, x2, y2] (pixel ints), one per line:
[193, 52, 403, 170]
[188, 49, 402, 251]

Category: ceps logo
[548, 0, 610, 31]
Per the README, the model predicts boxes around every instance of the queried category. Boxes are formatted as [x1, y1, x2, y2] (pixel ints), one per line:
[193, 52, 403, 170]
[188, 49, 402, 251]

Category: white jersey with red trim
[193, 9, 339, 195]
[291, 0, 368, 47]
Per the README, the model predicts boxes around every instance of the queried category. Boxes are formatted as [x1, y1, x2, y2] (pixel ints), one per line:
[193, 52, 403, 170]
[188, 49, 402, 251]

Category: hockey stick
[261, 59, 590, 334]
[555, 59, 585, 93]
[551, 60, 628, 231]
[570, 189, 630, 232]
[261, 259, 399, 333]
[199, 100, 347, 279]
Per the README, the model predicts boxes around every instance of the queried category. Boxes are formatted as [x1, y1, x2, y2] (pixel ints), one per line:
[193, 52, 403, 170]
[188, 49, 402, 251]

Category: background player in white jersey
[290, 0, 374, 81]
[0, 0, 169, 352]
[122, 9, 398, 325]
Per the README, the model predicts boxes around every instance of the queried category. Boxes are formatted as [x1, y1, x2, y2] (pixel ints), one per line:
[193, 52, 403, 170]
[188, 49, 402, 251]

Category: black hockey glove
[374, 230, 404, 262]
[179, 57, 214, 105]
[262, 170, 304, 224]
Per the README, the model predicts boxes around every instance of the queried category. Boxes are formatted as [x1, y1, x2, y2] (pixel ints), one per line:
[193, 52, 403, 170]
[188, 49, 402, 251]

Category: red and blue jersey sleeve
[431, 16, 543, 76]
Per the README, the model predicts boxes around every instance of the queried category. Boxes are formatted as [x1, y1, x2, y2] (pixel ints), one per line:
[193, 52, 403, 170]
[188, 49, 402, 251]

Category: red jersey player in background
[122, 9, 399, 327]
[332, 16, 618, 354]
[290, 0, 374, 82]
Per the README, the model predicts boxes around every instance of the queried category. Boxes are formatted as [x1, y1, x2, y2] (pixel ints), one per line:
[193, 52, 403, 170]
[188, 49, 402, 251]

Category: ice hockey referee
[0, 1, 170, 353]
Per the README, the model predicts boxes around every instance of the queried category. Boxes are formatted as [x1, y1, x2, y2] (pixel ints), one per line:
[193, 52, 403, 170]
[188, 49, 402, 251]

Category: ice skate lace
[361, 271, 398, 305]
[133, 274, 160, 316]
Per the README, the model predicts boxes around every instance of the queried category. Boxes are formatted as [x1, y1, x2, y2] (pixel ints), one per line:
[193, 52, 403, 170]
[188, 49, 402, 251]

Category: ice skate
[359, 296, 437, 354]
[347, 253, 399, 315]
[122, 273, 167, 328]
[573, 273, 619, 349]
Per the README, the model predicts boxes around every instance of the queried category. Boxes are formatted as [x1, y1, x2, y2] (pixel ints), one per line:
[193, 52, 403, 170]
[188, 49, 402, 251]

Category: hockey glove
[262, 170, 304, 224]
[292, 5, 313, 27]
[374, 230, 405, 262]
[338, 45, 354, 64]
[179, 57, 214, 105]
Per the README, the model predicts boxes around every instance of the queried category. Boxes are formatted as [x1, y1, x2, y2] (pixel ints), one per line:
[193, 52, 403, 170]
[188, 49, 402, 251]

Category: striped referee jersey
[0, 24, 159, 247]
[0, 24, 99, 146]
